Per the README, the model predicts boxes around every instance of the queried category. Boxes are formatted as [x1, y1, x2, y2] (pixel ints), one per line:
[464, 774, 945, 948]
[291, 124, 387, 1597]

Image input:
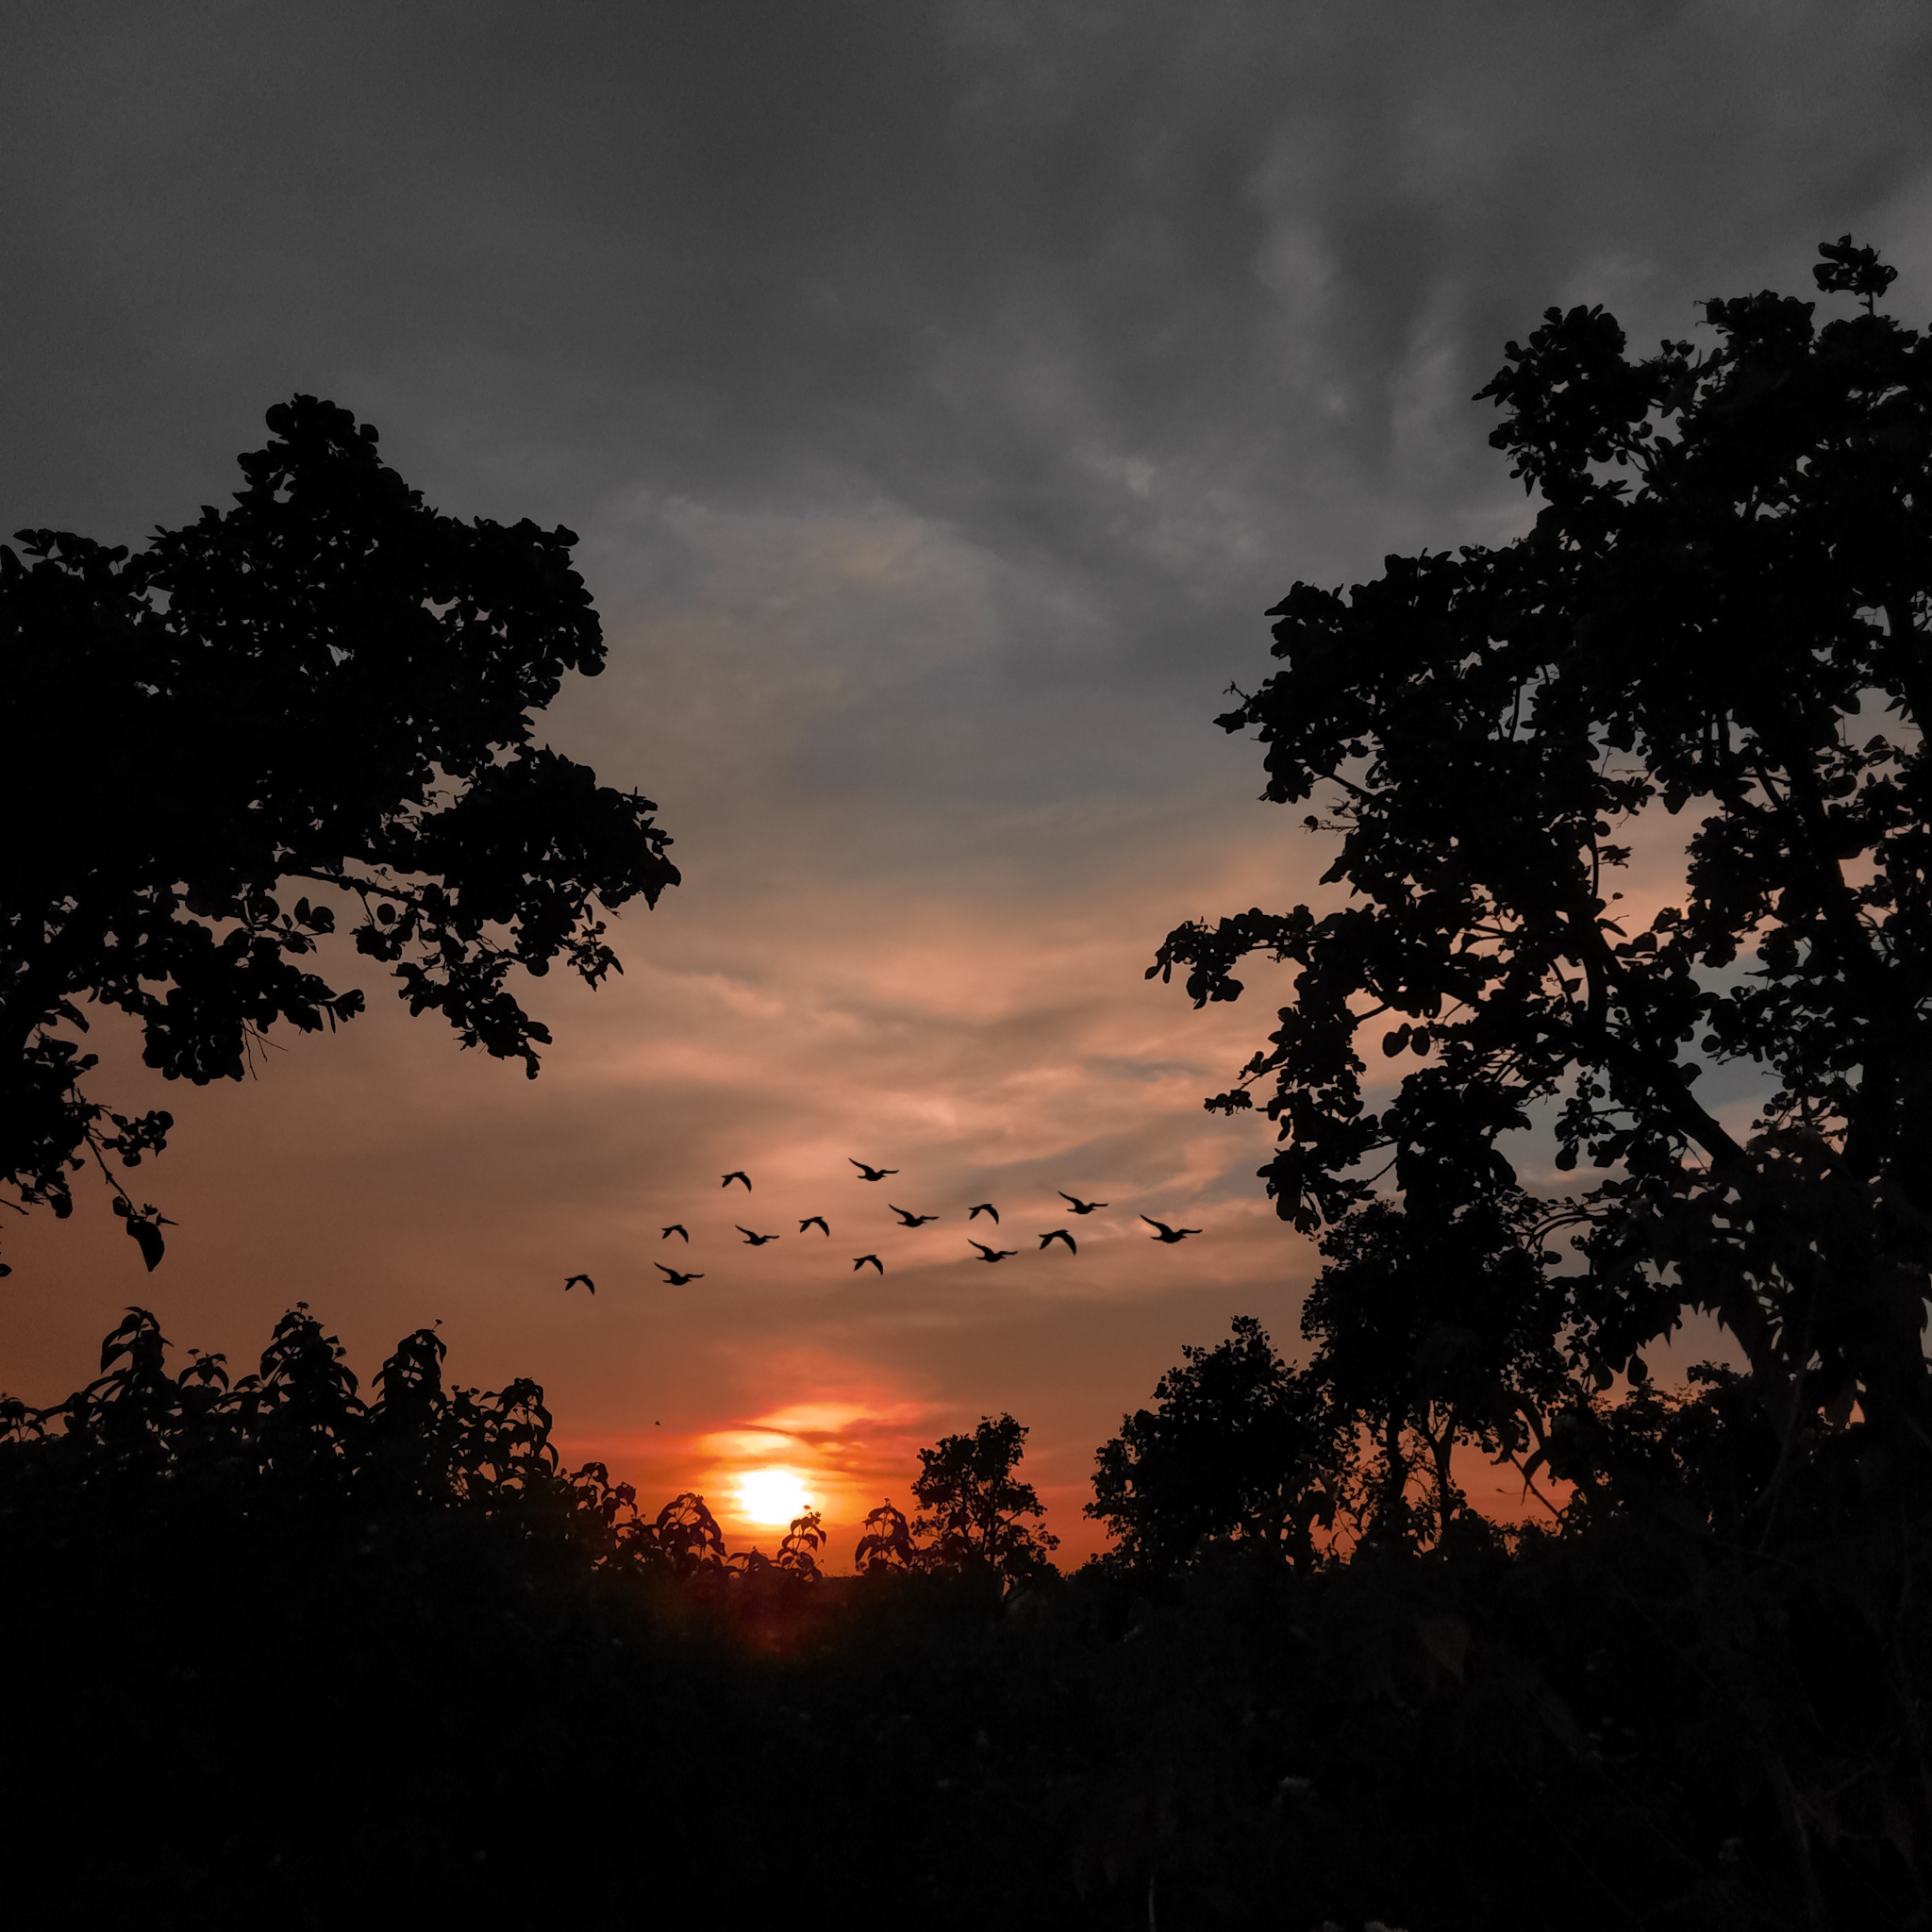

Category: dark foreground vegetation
[3, 1302, 1925, 1932]
[8, 239, 1932, 1928]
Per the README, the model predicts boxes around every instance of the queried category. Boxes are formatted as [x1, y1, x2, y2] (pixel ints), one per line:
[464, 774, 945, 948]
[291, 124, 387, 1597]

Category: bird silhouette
[968, 1203, 1000, 1223]
[970, 1240, 1018, 1262]
[1141, 1217, 1202, 1243]
[722, 1171, 752, 1191]
[661, 1224, 689, 1242]
[1058, 1191, 1108, 1214]
[738, 1225, 780, 1245]
[1039, 1229, 1076, 1254]
[890, 1205, 938, 1227]
[563, 1274, 595, 1294]
[853, 1254, 884, 1274]
[849, 1158, 898, 1181]
[799, 1216, 830, 1236]
[656, 1265, 705, 1286]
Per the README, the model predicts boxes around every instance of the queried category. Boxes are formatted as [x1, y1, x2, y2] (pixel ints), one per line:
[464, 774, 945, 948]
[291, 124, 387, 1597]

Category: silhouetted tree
[908, 1413, 1059, 1583]
[1301, 1197, 1575, 1545]
[1152, 239, 1932, 1474]
[1088, 1317, 1344, 1571]
[2, 397, 678, 1267]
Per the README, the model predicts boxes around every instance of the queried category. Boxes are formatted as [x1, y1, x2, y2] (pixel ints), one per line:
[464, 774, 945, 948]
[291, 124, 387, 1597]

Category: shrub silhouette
[0, 1304, 754, 1584]
[855, 1496, 924, 1573]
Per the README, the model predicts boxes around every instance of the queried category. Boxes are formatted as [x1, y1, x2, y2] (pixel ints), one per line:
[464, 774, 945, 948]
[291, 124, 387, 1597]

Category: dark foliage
[1, 397, 677, 1264]
[910, 1412, 1060, 1580]
[1151, 240, 1932, 1467]
[1088, 1315, 1345, 1570]
[1299, 1197, 1577, 1544]
[5, 1307, 1925, 1929]
[856, 1412, 1059, 1583]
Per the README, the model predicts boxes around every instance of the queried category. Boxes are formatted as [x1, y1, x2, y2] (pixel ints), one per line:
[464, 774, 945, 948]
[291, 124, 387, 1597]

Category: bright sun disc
[736, 1468, 811, 1526]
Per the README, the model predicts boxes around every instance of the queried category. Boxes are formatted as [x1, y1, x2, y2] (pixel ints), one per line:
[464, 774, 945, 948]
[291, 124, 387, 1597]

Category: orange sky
[2, 760, 1341, 1566]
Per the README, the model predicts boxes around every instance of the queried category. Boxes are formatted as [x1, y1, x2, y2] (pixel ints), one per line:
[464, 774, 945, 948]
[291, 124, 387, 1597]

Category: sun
[736, 1467, 812, 1526]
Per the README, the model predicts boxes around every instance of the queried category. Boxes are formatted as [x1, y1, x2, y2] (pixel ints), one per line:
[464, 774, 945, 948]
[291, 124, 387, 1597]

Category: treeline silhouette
[2, 1294, 1918, 1929]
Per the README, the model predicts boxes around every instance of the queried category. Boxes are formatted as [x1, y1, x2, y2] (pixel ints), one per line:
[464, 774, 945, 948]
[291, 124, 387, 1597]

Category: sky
[6, 0, 1932, 1564]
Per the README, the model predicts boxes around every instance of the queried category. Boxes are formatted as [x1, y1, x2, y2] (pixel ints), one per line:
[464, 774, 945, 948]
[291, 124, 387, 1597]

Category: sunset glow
[735, 1468, 813, 1527]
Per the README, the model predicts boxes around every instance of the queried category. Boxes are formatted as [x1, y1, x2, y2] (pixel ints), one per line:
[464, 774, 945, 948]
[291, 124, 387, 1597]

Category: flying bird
[563, 1274, 595, 1294]
[890, 1205, 938, 1227]
[849, 1158, 899, 1181]
[1058, 1191, 1108, 1214]
[853, 1254, 885, 1274]
[1141, 1217, 1202, 1243]
[968, 1203, 1000, 1224]
[656, 1265, 705, 1286]
[799, 1216, 830, 1236]
[970, 1241, 1019, 1263]
[738, 1225, 781, 1246]
[722, 1171, 752, 1191]
[661, 1224, 689, 1242]
[1038, 1229, 1076, 1254]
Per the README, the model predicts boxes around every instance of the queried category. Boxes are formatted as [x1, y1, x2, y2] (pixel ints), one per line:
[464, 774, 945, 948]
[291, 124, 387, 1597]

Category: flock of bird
[559, 1158, 1203, 1294]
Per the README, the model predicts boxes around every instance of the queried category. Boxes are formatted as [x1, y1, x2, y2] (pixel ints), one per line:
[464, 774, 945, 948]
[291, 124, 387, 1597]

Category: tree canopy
[1, 397, 677, 1267]
[857, 1412, 1059, 1584]
[1088, 1316, 1342, 1570]
[1152, 240, 1932, 1462]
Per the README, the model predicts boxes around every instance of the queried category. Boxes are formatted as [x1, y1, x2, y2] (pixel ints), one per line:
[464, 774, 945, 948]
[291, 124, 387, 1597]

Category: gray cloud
[8, 4, 1929, 827]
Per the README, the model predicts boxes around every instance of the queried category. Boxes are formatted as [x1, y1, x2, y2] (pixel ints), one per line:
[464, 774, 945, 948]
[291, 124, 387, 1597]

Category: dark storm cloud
[11, 5, 1930, 611]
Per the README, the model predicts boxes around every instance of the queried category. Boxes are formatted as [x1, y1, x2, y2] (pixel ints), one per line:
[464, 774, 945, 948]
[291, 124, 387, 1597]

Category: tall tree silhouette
[1, 398, 677, 1265]
[1152, 240, 1932, 1469]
